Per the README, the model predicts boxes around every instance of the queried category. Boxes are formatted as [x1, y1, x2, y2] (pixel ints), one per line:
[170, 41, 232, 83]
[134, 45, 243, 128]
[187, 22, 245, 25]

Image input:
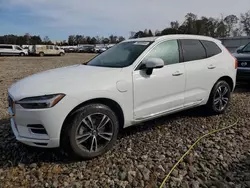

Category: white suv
[8, 35, 237, 159]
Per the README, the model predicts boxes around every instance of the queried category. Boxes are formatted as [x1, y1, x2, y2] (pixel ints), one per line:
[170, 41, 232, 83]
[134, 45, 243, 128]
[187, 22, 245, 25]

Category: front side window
[181, 39, 206, 62]
[144, 40, 180, 65]
[15, 46, 22, 51]
[242, 43, 250, 52]
[86, 41, 152, 68]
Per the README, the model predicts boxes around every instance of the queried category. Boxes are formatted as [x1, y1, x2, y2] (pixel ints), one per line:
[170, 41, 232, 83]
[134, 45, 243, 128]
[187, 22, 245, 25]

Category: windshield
[15, 46, 22, 50]
[235, 45, 244, 53]
[86, 41, 152, 68]
[242, 43, 250, 52]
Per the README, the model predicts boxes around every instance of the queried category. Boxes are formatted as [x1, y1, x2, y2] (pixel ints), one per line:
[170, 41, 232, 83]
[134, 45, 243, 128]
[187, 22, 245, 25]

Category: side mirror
[141, 57, 164, 75]
[236, 49, 242, 53]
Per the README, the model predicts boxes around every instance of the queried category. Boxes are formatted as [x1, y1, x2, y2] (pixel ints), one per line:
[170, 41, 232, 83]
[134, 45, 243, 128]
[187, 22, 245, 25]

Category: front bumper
[237, 68, 250, 82]
[8, 95, 79, 148]
[10, 117, 59, 148]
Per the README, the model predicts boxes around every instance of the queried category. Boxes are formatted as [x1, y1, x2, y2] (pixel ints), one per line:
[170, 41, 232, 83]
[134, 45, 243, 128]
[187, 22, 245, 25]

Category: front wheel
[63, 104, 119, 159]
[206, 80, 231, 114]
[59, 52, 64, 56]
[20, 52, 25, 56]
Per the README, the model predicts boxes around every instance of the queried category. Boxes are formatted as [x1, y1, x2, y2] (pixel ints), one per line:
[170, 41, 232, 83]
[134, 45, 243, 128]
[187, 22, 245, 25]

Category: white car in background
[8, 35, 237, 159]
[0, 44, 28, 56]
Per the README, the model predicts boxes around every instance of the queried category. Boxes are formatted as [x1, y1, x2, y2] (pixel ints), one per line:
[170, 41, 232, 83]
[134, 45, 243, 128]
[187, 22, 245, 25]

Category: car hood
[8, 64, 122, 101]
[232, 53, 250, 61]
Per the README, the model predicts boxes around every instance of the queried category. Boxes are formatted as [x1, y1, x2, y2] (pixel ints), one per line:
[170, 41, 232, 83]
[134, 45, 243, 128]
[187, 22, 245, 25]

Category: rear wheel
[62, 104, 119, 159]
[39, 52, 44, 57]
[206, 80, 231, 114]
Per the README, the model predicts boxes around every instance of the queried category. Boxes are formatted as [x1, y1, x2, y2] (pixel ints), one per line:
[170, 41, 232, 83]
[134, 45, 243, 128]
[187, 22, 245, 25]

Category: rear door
[0, 46, 6, 55]
[180, 39, 212, 107]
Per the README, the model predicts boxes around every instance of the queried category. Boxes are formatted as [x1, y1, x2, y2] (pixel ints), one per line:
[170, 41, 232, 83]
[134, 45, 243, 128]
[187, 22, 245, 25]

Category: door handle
[208, 64, 216, 69]
[172, 71, 183, 76]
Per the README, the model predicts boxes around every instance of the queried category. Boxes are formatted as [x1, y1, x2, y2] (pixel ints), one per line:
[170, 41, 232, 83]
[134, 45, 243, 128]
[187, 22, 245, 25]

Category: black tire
[59, 52, 64, 56]
[62, 104, 119, 159]
[206, 80, 231, 114]
[20, 52, 25, 56]
[39, 52, 44, 57]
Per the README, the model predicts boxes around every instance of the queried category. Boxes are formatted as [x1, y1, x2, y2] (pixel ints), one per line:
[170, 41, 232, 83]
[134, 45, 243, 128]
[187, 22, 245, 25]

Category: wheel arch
[60, 97, 125, 145]
[217, 76, 234, 91]
[206, 75, 234, 104]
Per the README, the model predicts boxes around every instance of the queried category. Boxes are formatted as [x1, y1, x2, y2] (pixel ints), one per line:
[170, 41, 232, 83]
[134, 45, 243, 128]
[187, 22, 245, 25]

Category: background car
[232, 42, 250, 84]
[0, 44, 28, 56]
[78, 46, 95, 53]
[29, 45, 65, 56]
[97, 47, 107, 53]
[64, 47, 77, 53]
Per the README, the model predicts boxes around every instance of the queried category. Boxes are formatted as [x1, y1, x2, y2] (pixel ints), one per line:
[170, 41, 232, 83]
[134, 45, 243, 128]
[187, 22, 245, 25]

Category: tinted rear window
[181, 39, 206, 62]
[201, 40, 222, 57]
[0, 46, 12, 49]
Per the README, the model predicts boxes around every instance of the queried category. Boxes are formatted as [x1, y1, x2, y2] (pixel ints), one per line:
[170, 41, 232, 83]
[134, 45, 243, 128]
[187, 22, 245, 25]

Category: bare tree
[240, 11, 250, 36]
[224, 15, 239, 37]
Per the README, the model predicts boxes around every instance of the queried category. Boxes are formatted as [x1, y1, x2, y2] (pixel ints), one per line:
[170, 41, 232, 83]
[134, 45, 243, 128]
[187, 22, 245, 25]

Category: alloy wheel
[213, 85, 230, 111]
[75, 113, 114, 153]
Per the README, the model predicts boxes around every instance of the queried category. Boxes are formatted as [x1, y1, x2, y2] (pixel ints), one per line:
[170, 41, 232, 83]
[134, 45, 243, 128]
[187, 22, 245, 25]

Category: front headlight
[16, 94, 65, 109]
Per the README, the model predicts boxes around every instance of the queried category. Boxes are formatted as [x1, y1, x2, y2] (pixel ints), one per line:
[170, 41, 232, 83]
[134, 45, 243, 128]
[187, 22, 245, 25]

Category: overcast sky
[0, 0, 249, 40]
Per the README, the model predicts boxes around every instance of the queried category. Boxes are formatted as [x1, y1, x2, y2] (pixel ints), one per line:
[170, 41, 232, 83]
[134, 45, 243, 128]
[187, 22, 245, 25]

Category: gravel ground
[0, 54, 250, 188]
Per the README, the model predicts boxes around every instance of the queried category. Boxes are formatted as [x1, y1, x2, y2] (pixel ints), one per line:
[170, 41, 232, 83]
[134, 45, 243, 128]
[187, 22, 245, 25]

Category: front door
[14, 45, 22, 55]
[133, 40, 185, 119]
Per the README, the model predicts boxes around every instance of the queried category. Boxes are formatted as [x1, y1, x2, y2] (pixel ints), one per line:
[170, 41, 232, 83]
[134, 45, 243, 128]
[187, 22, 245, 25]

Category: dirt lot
[0, 54, 250, 188]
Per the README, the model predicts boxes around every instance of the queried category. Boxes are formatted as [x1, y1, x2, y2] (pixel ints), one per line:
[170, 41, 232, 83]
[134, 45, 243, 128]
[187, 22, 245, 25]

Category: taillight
[235, 59, 238, 69]
[226, 48, 238, 69]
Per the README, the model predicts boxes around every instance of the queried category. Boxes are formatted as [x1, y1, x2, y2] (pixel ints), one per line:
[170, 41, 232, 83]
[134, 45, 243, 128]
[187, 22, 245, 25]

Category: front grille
[238, 61, 250, 67]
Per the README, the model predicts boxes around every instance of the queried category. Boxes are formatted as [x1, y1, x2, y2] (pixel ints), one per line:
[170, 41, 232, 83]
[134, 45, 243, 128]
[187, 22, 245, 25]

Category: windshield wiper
[81, 61, 89, 65]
